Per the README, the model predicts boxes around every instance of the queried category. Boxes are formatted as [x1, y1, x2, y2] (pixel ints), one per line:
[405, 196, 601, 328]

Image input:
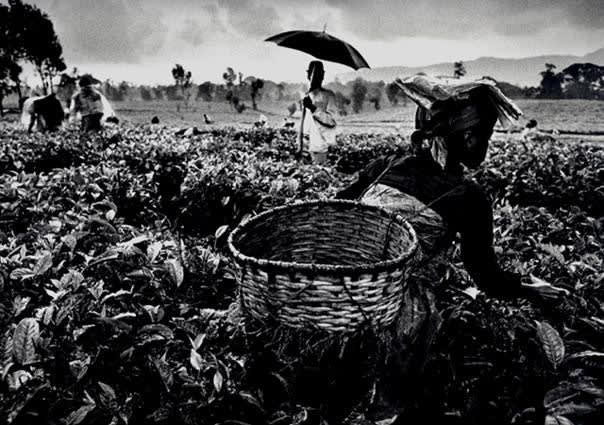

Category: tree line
[0, 0, 65, 114]
[90, 71, 409, 116]
[537, 62, 604, 100]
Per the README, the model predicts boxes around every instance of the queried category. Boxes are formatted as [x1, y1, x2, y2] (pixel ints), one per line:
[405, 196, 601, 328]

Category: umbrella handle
[297, 100, 306, 161]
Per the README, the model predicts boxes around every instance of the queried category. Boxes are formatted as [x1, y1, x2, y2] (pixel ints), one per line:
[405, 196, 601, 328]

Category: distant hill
[336, 47, 604, 87]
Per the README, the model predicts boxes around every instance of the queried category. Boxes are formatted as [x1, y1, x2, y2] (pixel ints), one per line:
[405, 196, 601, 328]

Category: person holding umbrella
[265, 29, 369, 162]
[302, 60, 337, 163]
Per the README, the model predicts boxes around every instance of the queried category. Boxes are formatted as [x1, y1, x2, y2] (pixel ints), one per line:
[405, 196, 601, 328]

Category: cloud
[324, 0, 604, 40]
[24, 0, 604, 77]
[179, 19, 205, 46]
[31, 0, 168, 63]
[222, 0, 284, 37]
[565, 0, 604, 29]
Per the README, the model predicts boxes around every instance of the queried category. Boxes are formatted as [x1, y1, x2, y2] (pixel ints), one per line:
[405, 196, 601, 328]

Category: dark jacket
[337, 150, 521, 296]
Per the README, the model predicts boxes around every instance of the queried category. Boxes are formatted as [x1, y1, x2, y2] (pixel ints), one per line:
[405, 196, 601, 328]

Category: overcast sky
[15, 0, 604, 85]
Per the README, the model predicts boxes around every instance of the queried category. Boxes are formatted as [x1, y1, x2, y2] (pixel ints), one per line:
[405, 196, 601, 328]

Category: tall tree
[140, 86, 152, 101]
[118, 81, 130, 100]
[56, 67, 79, 105]
[351, 78, 368, 113]
[561, 63, 604, 99]
[0, 55, 22, 116]
[368, 86, 382, 110]
[10, 0, 66, 94]
[172, 64, 192, 105]
[386, 82, 401, 106]
[0, 57, 21, 116]
[222, 67, 237, 108]
[0, 2, 24, 101]
[197, 81, 213, 101]
[276, 83, 285, 100]
[453, 61, 467, 78]
[249, 77, 264, 110]
[334, 91, 351, 116]
[539, 63, 562, 98]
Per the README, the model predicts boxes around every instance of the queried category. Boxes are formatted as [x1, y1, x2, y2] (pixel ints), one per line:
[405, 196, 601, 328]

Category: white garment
[307, 113, 337, 153]
[20, 96, 44, 129]
[100, 94, 116, 121]
[303, 88, 337, 153]
[69, 88, 116, 123]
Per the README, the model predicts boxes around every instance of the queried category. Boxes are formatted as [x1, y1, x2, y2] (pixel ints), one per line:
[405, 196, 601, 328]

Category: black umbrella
[265, 30, 370, 70]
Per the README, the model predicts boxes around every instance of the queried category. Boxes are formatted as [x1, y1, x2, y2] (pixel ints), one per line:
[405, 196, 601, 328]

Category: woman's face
[447, 127, 490, 168]
[461, 129, 489, 168]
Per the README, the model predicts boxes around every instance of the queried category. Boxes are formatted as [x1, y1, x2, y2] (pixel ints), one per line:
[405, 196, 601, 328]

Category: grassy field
[3, 97, 603, 139]
[109, 98, 604, 137]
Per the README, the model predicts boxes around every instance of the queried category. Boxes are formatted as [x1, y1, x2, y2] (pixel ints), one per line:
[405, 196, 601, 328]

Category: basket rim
[227, 199, 418, 275]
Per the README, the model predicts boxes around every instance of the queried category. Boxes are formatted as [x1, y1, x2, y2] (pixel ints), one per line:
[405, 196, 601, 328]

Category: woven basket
[228, 200, 418, 333]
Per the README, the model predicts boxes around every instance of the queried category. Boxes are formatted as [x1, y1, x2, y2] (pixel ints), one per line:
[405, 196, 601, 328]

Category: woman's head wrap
[411, 83, 502, 169]
[415, 91, 498, 137]
[79, 74, 99, 88]
[397, 74, 522, 128]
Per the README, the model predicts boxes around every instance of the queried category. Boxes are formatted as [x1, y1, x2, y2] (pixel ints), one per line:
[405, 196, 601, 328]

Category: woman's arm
[69, 95, 78, 123]
[336, 155, 392, 199]
[27, 113, 36, 133]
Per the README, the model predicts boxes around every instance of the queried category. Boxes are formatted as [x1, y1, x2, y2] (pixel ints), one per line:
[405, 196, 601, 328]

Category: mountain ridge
[336, 48, 604, 87]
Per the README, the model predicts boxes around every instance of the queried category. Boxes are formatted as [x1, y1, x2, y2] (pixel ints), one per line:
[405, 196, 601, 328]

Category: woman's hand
[302, 96, 316, 113]
[521, 277, 570, 301]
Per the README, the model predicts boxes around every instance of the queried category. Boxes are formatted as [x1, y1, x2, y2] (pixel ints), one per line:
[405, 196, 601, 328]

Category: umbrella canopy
[265, 30, 370, 70]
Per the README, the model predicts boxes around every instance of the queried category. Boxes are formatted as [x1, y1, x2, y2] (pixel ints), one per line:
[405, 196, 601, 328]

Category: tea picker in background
[521, 118, 557, 142]
[69, 74, 117, 132]
[254, 113, 268, 128]
[301, 60, 337, 164]
[21, 92, 65, 133]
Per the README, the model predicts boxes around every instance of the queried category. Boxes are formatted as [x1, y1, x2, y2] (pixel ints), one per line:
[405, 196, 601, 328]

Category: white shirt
[304, 88, 337, 153]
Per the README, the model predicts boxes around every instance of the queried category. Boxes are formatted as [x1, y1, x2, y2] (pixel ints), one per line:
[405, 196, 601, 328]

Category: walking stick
[297, 99, 306, 161]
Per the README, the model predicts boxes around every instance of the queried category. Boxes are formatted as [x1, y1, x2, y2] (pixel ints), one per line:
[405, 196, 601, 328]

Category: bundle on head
[414, 89, 499, 168]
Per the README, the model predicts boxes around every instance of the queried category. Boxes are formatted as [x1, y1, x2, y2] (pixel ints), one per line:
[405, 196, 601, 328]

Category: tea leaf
[215, 225, 229, 240]
[10, 267, 34, 281]
[190, 349, 203, 371]
[7, 369, 32, 391]
[33, 252, 53, 276]
[545, 415, 574, 425]
[98, 381, 116, 401]
[13, 318, 39, 365]
[64, 403, 96, 425]
[165, 259, 184, 287]
[536, 321, 565, 369]
[213, 370, 224, 392]
[146, 242, 163, 263]
[539, 243, 565, 264]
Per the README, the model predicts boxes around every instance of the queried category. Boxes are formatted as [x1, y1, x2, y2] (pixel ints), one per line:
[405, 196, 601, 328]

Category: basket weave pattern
[228, 200, 418, 333]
